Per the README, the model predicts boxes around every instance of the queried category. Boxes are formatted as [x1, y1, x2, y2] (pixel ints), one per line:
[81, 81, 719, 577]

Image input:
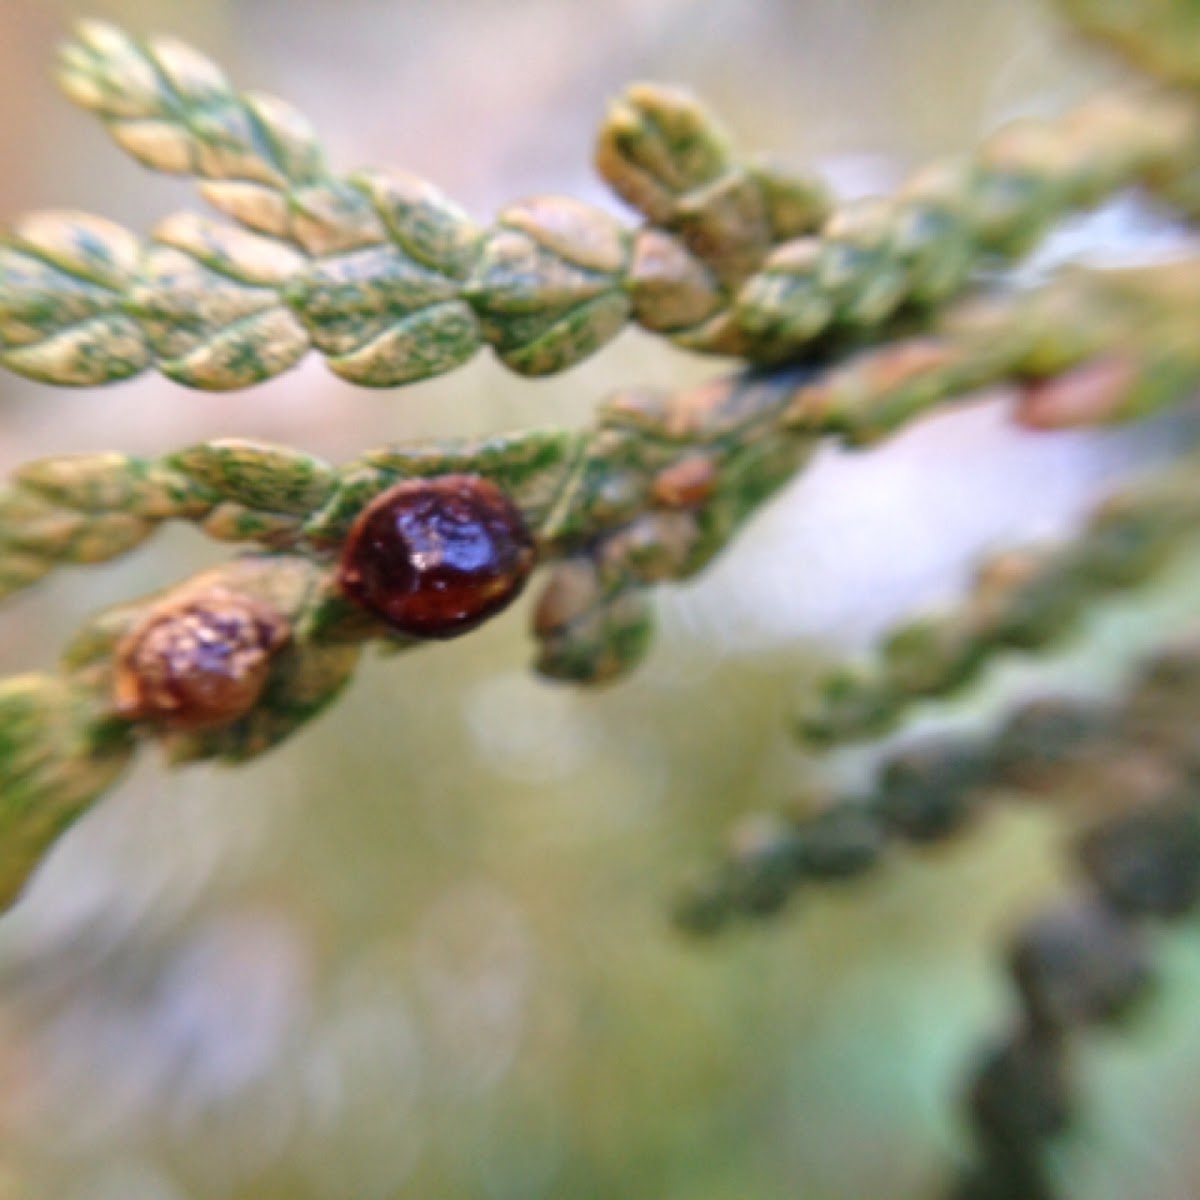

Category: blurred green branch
[794, 452, 1200, 748]
[679, 631, 1200, 933]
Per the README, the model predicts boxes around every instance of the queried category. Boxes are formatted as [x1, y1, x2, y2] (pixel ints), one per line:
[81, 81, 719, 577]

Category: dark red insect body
[336, 474, 537, 639]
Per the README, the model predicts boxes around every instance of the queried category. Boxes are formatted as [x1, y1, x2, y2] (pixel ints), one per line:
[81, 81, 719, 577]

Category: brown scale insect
[113, 587, 291, 732]
[336, 474, 537, 639]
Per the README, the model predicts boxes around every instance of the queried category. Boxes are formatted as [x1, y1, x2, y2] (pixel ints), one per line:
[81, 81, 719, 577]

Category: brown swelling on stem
[113, 587, 291, 732]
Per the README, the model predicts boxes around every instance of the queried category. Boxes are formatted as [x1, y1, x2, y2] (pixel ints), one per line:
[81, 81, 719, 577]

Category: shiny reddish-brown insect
[336, 474, 538, 639]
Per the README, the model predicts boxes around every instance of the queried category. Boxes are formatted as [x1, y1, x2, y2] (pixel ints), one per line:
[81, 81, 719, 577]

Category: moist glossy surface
[337, 475, 537, 639]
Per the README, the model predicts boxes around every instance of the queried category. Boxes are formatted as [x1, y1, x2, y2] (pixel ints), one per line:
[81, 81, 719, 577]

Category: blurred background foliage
[2, 1, 1200, 1197]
